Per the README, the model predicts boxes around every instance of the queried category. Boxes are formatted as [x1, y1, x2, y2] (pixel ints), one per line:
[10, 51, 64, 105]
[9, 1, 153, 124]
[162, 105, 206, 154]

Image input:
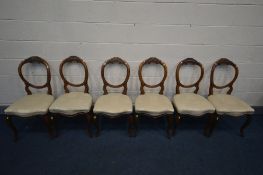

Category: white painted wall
[0, 0, 263, 105]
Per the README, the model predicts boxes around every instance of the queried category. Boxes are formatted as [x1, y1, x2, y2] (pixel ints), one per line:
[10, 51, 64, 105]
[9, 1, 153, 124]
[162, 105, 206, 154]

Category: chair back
[209, 58, 239, 95]
[138, 57, 167, 95]
[101, 57, 130, 95]
[175, 58, 204, 94]
[18, 56, 52, 95]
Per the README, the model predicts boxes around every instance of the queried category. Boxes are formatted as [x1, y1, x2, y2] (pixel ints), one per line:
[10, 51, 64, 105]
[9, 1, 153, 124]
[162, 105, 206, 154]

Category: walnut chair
[93, 57, 134, 137]
[4, 56, 55, 141]
[49, 56, 93, 137]
[135, 57, 174, 138]
[207, 58, 254, 137]
[173, 58, 215, 135]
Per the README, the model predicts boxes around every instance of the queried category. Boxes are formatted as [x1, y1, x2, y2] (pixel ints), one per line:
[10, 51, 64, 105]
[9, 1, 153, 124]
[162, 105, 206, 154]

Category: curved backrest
[138, 57, 167, 95]
[60, 56, 89, 93]
[101, 57, 130, 95]
[209, 58, 239, 95]
[175, 58, 204, 94]
[18, 56, 52, 95]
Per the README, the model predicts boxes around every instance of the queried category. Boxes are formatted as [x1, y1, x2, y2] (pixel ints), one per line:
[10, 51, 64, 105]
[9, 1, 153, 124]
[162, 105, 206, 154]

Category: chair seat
[135, 93, 174, 116]
[208, 94, 254, 116]
[49, 92, 92, 116]
[93, 93, 132, 116]
[4, 94, 54, 117]
[173, 93, 215, 116]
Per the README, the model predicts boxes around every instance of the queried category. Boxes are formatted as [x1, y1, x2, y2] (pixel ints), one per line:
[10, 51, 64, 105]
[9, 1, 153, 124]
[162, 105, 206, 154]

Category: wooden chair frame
[207, 58, 252, 137]
[94, 57, 135, 137]
[50, 56, 93, 137]
[136, 57, 174, 138]
[4, 56, 54, 141]
[175, 58, 211, 134]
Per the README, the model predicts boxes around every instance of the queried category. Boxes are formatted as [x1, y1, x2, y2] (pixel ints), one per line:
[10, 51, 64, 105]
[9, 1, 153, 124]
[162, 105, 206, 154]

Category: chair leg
[240, 115, 252, 137]
[44, 115, 56, 139]
[175, 112, 181, 126]
[166, 114, 175, 139]
[86, 113, 93, 138]
[4, 115, 18, 142]
[204, 114, 214, 137]
[206, 113, 219, 137]
[94, 115, 100, 137]
[128, 114, 137, 137]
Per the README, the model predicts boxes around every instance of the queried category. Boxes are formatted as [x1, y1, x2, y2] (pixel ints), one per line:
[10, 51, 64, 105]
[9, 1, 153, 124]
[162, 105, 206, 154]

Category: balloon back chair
[207, 58, 254, 137]
[49, 56, 93, 137]
[93, 57, 134, 137]
[173, 58, 215, 136]
[4, 56, 54, 141]
[135, 57, 174, 138]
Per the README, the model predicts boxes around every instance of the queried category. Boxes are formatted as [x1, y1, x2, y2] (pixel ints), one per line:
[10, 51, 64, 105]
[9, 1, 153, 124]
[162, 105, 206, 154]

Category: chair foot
[240, 115, 252, 137]
[4, 115, 18, 142]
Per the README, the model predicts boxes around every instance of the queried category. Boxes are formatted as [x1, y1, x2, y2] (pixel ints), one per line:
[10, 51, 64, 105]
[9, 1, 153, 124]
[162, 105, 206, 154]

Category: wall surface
[0, 0, 263, 105]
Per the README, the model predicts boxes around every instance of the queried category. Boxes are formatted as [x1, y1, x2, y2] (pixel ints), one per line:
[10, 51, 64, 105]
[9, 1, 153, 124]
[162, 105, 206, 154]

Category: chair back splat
[18, 56, 52, 95]
[209, 58, 239, 95]
[138, 57, 167, 95]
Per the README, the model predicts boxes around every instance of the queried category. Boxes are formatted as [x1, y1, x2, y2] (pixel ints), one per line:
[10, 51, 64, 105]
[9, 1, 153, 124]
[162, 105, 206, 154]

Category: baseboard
[1, 105, 263, 116]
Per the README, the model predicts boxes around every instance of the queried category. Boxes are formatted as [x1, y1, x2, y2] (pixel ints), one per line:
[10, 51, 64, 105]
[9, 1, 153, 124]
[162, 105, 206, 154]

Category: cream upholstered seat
[135, 93, 174, 116]
[5, 94, 54, 117]
[49, 92, 92, 116]
[94, 93, 132, 116]
[208, 94, 254, 117]
[173, 93, 215, 116]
